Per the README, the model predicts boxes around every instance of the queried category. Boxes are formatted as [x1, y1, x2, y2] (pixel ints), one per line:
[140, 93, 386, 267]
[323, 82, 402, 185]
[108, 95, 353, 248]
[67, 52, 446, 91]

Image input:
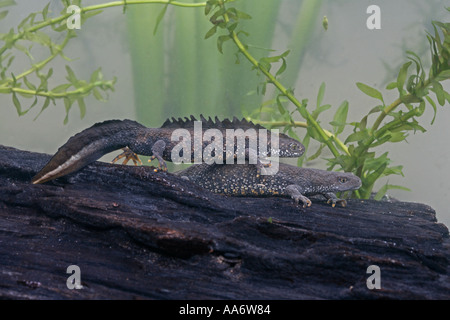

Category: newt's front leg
[323, 192, 347, 207]
[284, 185, 312, 208]
[111, 147, 143, 166]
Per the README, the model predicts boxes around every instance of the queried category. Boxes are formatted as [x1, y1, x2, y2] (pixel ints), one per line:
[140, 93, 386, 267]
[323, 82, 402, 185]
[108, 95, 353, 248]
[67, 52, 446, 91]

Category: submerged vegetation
[0, 0, 449, 199]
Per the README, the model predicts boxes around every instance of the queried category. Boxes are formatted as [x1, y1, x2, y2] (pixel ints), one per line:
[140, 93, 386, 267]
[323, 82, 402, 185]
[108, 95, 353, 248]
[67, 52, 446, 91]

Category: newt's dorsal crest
[160, 114, 292, 139]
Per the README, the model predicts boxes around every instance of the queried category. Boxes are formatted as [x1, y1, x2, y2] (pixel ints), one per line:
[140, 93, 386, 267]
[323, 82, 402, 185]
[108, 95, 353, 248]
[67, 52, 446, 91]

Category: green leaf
[217, 35, 231, 54]
[388, 131, 408, 143]
[14, 42, 33, 60]
[397, 61, 412, 94]
[52, 83, 71, 93]
[153, 4, 168, 35]
[65, 65, 77, 84]
[82, 9, 103, 21]
[276, 95, 286, 115]
[425, 96, 437, 125]
[356, 82, 384, 102]
[279, 50, 290, 59]
[385, 82, 397, 90]
[27, 96, 38, 112]
[0, 0, 16, 8]
[344, 130, 369, 144]
[12, 92, 22, 115]
[331, 100, 348, 135]
[210, 7, 226, 24]
[41, 2, 50, 19]
[296, 99, 309, 119]
[374, 184, 411, 201]
[33, 97, 50, 121]
[365, 163, 387, 190]
[0, 10, 8, 20]
[297, 133, 310, 167]
[416, 100, 426, 117]
[306, 125, 323, 142]
[431, 81, 445, 106]
[93, 88, 105, 101]
[435, 70, 450, 81]
[205, 1, 213, 15]
[11, 72, 17, 85]
[204, 25, 217, 39]
[227, 22, 238, 32]
[388, 184, 411, 192]
[359, 115, 368, 131]
[316, 82, 325, 107]
[312, 104, 331, 120]
[77, 98, 86, 119]
[234, 9, 251, 20]
[23, 76, 36, 91]
[258, 58, 271, 72]
[63, 97, 73, 125]
[90, 68, 101, 83]
[374, 184, 389, 201]
[406, 50, 424, 74]
[275, 57, 287, 77]
[383, 165, 405, 177]
[307, 144, 325, 161]
[370, 133, 391, 147]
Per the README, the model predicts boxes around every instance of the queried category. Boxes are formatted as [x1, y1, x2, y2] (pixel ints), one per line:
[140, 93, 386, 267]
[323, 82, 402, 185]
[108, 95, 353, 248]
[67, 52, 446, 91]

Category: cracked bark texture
[0, 145, 449, 299]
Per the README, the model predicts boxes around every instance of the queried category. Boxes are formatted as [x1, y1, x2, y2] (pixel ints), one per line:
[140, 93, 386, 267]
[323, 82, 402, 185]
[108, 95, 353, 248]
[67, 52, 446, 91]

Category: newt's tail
[32, 119, 143, 184]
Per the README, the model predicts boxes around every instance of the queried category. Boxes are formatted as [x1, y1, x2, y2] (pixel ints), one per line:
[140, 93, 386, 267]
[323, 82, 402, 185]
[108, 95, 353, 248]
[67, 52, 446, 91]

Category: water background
[1, 0, 449, 226]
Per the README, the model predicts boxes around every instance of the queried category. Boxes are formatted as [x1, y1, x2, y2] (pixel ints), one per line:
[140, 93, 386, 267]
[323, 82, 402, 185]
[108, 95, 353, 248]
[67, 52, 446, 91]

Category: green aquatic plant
[202, 1, 449, 198]
[0, 0, 449, 199]
[127, 0, 321, 126]
[0, 0, 321, 127]
[0, 0, 117, 124]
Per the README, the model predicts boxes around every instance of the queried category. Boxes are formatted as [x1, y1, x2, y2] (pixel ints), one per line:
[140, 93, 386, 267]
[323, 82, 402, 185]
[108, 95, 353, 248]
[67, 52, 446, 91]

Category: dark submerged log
[0, 145, 448, 299]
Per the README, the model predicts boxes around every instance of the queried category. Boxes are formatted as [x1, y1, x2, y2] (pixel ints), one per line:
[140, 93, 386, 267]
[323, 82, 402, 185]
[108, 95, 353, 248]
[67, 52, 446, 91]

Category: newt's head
[279, 140, 305, 157]
[327, 172, 362, 192]
[268, 133, 305, 158]
[299, 169, 362, 194]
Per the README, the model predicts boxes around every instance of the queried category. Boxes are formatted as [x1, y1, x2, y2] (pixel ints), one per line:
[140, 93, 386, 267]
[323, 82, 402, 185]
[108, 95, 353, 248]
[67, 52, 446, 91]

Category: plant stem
[354, 107, 421, 179]
[14, 32, 72, 83]
[220, 3, 342, 158]
[10, 81, 108, 98]
[371, 78, 431, 132]
[0, 0, 206, 57]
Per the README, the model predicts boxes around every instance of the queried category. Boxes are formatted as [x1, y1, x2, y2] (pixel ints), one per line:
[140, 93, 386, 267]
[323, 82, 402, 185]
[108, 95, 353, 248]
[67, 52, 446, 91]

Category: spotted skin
[32, 116, 305, 184]
[176, 162, 362, 208]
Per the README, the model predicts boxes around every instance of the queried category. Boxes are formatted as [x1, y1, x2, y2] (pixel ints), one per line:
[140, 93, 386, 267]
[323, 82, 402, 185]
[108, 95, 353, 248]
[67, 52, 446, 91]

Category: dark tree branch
[0, 145, 448, 299]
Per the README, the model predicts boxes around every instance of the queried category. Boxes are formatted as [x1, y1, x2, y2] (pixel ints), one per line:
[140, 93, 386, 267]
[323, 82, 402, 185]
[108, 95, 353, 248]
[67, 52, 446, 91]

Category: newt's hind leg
[148, 139, 168, 172]
[111, 147, 143, 166]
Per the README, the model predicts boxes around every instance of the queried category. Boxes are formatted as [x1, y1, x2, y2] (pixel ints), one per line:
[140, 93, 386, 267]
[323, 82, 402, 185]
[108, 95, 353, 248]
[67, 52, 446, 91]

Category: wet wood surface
[0, 145, 449, 299]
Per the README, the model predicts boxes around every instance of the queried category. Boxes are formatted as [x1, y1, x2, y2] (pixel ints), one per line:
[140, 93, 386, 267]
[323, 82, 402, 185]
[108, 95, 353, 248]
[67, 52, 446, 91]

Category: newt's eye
[290, 143, 299, 150]
[339, 177, 348, 183]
